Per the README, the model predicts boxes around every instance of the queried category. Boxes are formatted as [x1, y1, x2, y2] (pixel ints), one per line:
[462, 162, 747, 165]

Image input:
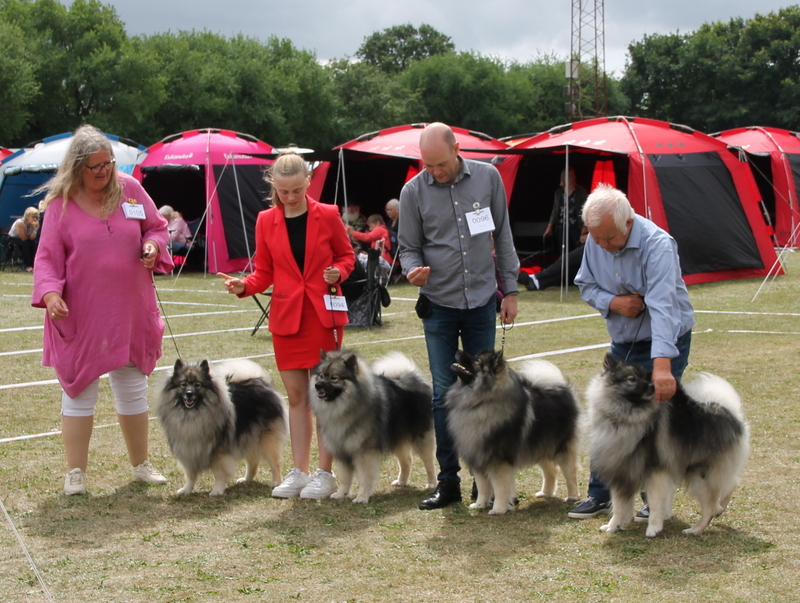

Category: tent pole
[560, 147, 570, 301]
[230, 157, 254, 272]
[339, 148, 349, 220]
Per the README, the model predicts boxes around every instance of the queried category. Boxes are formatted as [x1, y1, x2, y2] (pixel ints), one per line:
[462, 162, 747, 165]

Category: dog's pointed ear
[174, 358, 185, 372]
[603, 353, 618, 373]
[199, 359, 210, 374]
[491, 349, 505, 373]
[320, 349, 327, 361]
[343, 350, 358, 372]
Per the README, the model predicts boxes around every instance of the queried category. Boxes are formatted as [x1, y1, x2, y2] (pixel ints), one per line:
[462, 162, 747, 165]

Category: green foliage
[621, 6, 800, 131]
[0, 19, 38, 140]
[0, 1, 620, 147]
[356, 23, 455, 74]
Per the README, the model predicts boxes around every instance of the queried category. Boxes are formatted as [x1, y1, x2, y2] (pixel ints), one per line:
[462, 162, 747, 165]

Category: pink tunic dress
[32, 173, 173, 398]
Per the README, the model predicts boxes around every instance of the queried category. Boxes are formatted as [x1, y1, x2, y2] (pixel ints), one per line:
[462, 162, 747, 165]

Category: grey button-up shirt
[399, 157, 519, 309]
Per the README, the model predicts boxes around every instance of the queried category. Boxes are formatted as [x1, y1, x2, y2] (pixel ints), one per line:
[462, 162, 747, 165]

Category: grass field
[1, 253, 799, 602]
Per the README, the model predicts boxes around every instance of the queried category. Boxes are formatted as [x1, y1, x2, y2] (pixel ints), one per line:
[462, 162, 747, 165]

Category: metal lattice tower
[567, 0, 607, 120]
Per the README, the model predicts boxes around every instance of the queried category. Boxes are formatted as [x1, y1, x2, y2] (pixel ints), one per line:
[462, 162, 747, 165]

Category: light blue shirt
[399, 157, 519, 309]
[575, 215, 695, 359]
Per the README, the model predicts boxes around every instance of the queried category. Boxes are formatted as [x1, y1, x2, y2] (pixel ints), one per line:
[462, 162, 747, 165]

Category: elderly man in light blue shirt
[569, 184, 695, 521]
[399, 122, 519, 510]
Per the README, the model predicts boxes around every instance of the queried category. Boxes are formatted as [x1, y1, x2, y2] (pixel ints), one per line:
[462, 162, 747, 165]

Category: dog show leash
[500, 320, 514, 352]
[150, 271, 183, 360]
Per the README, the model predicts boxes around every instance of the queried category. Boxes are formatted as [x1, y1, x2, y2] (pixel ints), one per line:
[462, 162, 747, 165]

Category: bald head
[420, 122, 461, 184]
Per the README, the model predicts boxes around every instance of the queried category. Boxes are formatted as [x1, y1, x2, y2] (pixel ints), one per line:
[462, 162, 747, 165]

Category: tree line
[1, 0, 798, 150]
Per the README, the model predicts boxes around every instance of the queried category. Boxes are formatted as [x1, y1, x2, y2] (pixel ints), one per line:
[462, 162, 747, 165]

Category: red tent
[505, 116, 781, 285]
[308, 123, 514, 218]
[134, 129, 275, 274]
[712, 127, 800, 247]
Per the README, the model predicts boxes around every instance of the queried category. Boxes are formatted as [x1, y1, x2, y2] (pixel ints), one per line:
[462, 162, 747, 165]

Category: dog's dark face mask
[602, 354, 655, 405]
[170, 359, 213, 409]
[313, 350, 358, 402]
[451, 349, 506, 386]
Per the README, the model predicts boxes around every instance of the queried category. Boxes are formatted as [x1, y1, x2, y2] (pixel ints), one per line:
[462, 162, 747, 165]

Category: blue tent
[0, 132, 146, 225]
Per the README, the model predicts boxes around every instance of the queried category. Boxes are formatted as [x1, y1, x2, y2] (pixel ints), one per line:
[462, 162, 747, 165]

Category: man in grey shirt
[399, 122, 519, 510]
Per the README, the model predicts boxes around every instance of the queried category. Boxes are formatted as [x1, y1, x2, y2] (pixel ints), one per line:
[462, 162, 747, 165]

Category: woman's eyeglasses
[84, 158, 116, 174]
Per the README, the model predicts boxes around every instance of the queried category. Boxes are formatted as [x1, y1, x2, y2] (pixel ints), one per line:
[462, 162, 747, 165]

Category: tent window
[213, 164, 270, 260]
[650, 152, 763, 275]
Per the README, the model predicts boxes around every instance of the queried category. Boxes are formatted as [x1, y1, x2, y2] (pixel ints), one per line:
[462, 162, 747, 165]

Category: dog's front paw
[330, 490, 349, 500]
[425, 482, 437, 489]
[564, 495, 579, 503]
[535, 490, 556, 499]
[468, 501, 488, 510]
[488, 506, 512, 516]
[352, 496, 370, 504]
[209, 488, 226, 497]
[176, 486, 192, 495]
[390, 479, 408, 487]
[600, 522, 622, 533]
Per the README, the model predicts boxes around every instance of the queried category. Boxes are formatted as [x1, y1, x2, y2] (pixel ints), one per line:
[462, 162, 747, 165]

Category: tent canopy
[0, 132, 145, 225]
[506, 116, 781, 285]
[134, 128, 275, 274]
[308, 123, 514, 219]
[712, 126, 800, 247]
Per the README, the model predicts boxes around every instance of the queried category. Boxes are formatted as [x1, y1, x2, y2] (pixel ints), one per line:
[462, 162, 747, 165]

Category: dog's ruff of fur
[310, 350, 436, 503]
[446, 349, 581, 515]
[587, 354, 749, 537]
[156, 359, 288, 496]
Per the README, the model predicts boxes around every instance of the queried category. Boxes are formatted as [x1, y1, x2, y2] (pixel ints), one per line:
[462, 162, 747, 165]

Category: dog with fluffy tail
[446, 349, 581, 515]
[588, 354, 749, 537]
[157, 359, 288, 496]
[311, 350, 437, 503]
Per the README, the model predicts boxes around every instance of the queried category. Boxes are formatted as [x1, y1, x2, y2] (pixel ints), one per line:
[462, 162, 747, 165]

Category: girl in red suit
[219, 152, 355, 499]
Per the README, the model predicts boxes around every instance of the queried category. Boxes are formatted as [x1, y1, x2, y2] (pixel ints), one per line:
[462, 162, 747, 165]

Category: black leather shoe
[419, 480, 462, 510]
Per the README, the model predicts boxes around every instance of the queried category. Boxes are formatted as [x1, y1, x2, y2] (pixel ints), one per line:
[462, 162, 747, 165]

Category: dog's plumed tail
[372, 352, 425, 380]
[213, 359, 272, 386]
[683, 373, 746, 423]
[517, 359, 569, 388]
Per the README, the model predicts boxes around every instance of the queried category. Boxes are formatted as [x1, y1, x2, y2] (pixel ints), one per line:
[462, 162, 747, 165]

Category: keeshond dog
[446, 349, 581, 515]
[588, 354, 750, 537]
[310, 349, 437, 503]
[157, 359, 288, 496]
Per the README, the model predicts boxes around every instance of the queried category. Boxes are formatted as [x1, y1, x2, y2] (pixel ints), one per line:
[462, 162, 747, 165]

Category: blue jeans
[422, 299, 497, 484]
[587, 331, 692, 502]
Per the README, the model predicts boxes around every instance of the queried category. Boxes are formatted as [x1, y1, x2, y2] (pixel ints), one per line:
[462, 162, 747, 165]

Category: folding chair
[250, 291, 272, 336]
[0, 226, 23, 272]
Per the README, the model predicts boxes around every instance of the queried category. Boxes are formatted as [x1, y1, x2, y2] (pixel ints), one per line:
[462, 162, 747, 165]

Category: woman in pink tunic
[32, 125, 173, 495]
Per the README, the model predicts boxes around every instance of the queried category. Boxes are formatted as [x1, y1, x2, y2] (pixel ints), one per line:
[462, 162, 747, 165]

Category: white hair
[582, 184, 635, 234]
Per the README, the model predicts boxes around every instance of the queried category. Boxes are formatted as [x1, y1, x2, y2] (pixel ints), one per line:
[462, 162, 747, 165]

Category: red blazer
[241, 197, 355, 336]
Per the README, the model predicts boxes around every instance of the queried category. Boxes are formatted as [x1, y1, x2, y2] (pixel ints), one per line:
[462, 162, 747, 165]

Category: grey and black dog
[157, 359, 287, 496]
[587, 354, 749, 537]
[311, 349, 436, 503]
[447, 349, 581, 515]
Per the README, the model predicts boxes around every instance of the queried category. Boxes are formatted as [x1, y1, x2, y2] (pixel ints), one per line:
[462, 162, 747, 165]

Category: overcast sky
[91, 0, 794, 75]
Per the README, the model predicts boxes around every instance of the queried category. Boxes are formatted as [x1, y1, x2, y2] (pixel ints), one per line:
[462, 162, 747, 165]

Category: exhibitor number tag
[465, 208, 495, 236]
[122, 202, 146, 220]
[324, 295, 348, 312]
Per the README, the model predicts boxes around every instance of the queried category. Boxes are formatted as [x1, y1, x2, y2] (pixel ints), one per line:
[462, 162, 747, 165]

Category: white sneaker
[299, 469, 337, 499]
[271, 468, 310, 498]
[132, 460, 167, 485]
[64, 468, 87, 495]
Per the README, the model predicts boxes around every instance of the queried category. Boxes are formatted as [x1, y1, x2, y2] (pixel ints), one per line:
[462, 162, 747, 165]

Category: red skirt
[272, 294, 344, 370]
